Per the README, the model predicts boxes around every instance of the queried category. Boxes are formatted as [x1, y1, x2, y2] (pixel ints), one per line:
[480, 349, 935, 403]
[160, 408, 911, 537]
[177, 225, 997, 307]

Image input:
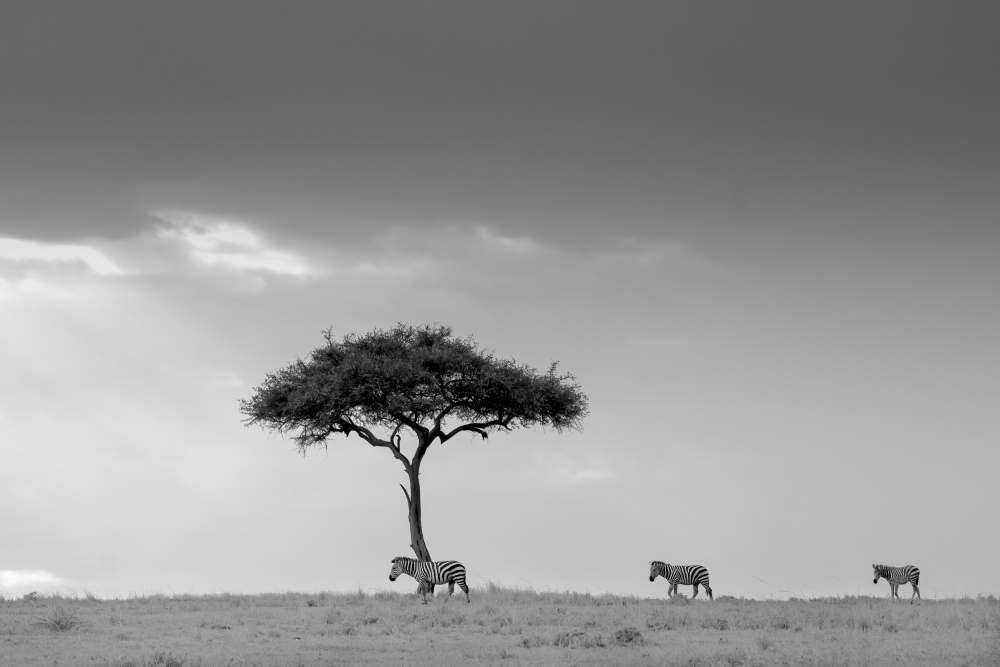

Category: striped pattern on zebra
[649, 561, 713, 600]
[389, 557, 470, 604]
[873, 563, 920, 604]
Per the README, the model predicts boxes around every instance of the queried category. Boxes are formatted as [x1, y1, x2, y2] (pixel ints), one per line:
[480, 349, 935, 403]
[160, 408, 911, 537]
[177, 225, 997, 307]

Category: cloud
[153, 211, 315, 278]
[0, 570, 63, 592]
[0, 237, 123, 276]
[598, 238, 712, 271]
[472, 225, 545, 256]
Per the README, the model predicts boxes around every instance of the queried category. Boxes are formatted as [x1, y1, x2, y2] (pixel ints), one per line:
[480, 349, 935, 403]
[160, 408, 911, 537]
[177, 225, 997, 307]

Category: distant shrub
[36, 606, 82, 632]
[554, 630, 605, 648]
[701, 617, 729, 631]
[611, 627, 644, 646]
[521, 635, 548, 648]
[757, 634, 773, 651]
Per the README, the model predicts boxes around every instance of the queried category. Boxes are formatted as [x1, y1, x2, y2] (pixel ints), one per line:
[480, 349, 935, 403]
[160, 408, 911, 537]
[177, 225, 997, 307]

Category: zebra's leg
[692, 584, 699, 600]
[705, 584, 713, 600]
[460, 581, 470, 603]
[890, 584, 898, 601]
[420, 580, 429, 604]
[911, 583, 920, 605]
[446, 581, 455, 602]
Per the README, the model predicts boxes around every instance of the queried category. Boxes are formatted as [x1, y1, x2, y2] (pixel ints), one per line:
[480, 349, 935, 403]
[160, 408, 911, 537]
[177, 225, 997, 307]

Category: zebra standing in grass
[649, 561, 713, 600]
[873, 564, 920, 604]
[388, 557, 470, 604]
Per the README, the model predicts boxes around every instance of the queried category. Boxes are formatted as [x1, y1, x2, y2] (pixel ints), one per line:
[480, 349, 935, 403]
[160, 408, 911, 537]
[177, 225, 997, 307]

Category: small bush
[611, 627, 643, 646]
[701, 617, 729, 631]
[554, 630, 605, 648]
[37, 606, 82, 632]
[521, 635, 548, 648]
[756, 634, 773, 651]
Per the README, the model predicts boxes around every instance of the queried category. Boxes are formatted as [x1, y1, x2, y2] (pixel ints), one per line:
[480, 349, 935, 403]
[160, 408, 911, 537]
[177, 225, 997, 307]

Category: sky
[1, 1, 998, 601]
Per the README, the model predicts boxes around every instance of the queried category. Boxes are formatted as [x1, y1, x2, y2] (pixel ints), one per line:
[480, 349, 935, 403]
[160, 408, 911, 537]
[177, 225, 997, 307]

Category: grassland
[2, 587, 998, 666]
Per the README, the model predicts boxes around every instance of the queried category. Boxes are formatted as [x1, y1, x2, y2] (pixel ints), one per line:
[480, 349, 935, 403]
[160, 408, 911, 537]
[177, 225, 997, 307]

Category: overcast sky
[2, 1, 998, 600]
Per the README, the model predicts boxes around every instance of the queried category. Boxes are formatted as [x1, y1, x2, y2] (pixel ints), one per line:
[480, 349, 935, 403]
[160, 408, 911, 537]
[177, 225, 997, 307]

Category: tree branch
[390, 411, 428, 438]
[428, 403, 459, 442]
[336, 418, 413, 472]
[399, 484, 411, 507]
[439, 416, 511, 443]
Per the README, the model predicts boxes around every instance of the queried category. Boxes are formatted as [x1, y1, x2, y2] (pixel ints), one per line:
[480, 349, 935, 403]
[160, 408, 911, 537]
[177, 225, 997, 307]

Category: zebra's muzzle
[649, 576, 655, 582]
[873, 578, 878, 584]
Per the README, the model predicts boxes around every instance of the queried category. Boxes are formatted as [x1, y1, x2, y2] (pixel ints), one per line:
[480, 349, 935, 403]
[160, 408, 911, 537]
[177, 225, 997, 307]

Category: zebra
[389, 557, 470, 604]
[873, 564, 920, 604]
[649, 561, 713, 600]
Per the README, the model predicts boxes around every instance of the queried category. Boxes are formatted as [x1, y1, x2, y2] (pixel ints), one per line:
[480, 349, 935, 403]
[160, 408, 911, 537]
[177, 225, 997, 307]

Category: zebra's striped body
[873, 564, 920, 604]
[649, 561, 713, 600]
[389, 557, 470, 604]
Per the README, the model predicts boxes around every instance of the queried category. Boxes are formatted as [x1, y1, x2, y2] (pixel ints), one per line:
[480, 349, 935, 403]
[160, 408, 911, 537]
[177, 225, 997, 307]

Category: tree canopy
[240, 323, 588, 452]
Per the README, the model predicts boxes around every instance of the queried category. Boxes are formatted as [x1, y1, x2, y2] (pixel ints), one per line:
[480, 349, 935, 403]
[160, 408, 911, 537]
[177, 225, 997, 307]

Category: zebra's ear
[872, 563, 876, 569]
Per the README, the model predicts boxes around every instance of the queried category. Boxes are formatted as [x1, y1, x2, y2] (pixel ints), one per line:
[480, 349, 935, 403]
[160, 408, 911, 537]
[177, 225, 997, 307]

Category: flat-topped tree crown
[240, 323, 588, 563]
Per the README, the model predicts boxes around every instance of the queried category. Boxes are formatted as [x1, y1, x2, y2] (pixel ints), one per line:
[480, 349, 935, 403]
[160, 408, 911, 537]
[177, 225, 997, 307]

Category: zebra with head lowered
[389, 557, 470, 604]
[873, 563, 920, 604]
[650, 561, 713, 600]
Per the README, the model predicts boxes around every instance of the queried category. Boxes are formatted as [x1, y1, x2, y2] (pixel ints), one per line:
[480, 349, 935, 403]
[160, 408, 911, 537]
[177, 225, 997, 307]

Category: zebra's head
[872, 564, 884, 584]
[389, 557, 403, 582]
[649, 561, 666, 582]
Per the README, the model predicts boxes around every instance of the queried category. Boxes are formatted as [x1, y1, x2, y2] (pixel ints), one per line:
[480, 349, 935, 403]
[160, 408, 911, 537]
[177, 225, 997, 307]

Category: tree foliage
[240, 323, 588, 452]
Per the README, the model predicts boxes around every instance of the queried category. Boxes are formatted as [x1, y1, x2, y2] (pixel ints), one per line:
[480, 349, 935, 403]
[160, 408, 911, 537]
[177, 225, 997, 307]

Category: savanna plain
[2, 587, 998, 667]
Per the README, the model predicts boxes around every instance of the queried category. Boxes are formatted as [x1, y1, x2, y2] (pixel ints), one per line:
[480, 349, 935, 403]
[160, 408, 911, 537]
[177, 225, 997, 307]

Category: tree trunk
[404, 463, 434, 594]
[406, 465, 432, 561]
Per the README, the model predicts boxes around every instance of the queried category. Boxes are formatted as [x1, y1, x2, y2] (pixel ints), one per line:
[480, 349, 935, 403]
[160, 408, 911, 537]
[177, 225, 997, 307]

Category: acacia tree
[240, 323, 588, 563]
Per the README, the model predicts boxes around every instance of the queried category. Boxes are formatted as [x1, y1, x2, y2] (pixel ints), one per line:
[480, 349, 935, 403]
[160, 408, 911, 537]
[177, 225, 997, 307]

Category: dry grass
[0, 588, 997, 666]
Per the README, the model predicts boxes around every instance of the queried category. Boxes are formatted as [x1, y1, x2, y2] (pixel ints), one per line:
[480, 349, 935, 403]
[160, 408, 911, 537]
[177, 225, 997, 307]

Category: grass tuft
[553, 629, 605, 648]
[611, 626, 644, 646]
[36, 606, 83, 632]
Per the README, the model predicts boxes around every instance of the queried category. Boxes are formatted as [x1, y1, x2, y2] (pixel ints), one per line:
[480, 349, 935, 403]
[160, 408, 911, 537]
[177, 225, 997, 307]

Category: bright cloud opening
[154, 211, 313, 277]
[0, 570, 63, 591]
[0, 237, 123, 275]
